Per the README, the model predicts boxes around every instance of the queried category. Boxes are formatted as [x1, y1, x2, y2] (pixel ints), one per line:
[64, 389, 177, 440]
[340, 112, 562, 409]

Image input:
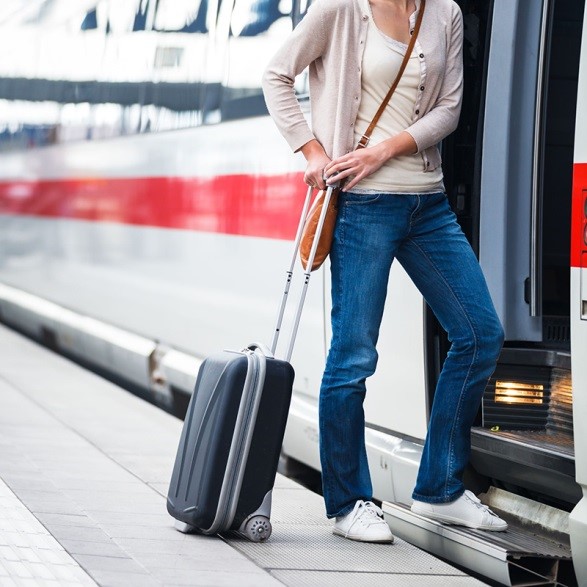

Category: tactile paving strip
[0, 477, 96, 586]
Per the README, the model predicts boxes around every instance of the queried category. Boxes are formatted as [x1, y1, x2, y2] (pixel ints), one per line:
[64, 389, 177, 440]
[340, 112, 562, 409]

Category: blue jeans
[319, 191, 504, 518]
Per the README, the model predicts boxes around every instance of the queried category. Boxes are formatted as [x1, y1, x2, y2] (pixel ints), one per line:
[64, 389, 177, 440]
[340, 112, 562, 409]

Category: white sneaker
[333, 500, 394, 543]
[411, 490, 508, 531]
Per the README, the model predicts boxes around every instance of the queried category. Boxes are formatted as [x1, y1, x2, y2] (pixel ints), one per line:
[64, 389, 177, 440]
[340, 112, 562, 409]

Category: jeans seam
[408, 195, 421, 227]
[321, 203, 348, 515]
[328, 204, 347, 372]
[406, 236, 479, 499]
[445, 341, 478, 498]
[335, 203, 347, 369]
[344, 194, 382, 205]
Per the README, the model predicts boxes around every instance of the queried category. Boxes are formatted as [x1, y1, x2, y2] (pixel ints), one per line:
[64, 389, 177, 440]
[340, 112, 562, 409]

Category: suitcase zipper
[204, 348, 267, 534]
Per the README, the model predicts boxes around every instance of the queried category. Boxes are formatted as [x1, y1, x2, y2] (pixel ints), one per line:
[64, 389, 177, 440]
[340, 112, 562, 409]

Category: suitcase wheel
[242, 516, 272, 542]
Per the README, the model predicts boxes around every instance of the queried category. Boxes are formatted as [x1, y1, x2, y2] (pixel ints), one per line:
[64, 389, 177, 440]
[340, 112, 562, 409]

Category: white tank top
[353, 18, 444, 194]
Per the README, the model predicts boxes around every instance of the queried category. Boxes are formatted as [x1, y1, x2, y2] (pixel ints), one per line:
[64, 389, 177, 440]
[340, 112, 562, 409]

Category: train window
[230, 0, 288, 36]
[210, 0, 293, 122]
[0, 0, 333, 147]
[154, 0, 208, 33]
[81, 0, 212, 34]
[82, 1, 153, 32]
[0, 0, 215, 152]
[211, 0, 313, 122]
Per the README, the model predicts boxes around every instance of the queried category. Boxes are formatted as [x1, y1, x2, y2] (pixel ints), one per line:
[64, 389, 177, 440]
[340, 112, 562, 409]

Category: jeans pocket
[343, 193, 382, 206]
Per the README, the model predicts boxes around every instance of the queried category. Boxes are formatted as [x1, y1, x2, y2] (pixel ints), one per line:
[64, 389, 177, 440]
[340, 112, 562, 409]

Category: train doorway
[475, 0, 584, 507]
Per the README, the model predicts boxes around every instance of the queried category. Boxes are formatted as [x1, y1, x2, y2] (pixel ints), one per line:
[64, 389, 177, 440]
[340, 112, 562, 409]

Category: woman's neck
[375, 0, 414, 11]
[368, 0, 417, 44]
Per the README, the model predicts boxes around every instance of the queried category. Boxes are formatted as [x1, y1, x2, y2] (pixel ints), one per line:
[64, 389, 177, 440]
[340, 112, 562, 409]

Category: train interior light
[494, 381, 545, 405]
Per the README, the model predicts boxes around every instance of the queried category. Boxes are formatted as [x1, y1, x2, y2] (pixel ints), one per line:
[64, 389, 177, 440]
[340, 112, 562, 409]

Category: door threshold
[383, 489, 575, 586]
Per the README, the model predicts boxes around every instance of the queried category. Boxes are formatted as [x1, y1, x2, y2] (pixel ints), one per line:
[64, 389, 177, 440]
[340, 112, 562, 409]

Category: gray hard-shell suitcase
[166, 185, 337, 541]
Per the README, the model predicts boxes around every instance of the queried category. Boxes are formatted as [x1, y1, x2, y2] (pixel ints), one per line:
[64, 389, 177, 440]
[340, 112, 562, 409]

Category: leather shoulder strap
[356, 0, 426, 150]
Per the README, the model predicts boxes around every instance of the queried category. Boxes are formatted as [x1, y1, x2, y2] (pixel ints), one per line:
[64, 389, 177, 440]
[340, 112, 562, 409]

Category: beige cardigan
[262, 0, 463, 171]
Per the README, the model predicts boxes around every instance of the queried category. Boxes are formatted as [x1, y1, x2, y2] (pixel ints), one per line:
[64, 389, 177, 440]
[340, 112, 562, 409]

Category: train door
[413, 0, 584, 514]
[390, 1, 587, 580]
[462, 0, 584, 508]
[569, 1, 587, 580]
[478, 0, 582, 345]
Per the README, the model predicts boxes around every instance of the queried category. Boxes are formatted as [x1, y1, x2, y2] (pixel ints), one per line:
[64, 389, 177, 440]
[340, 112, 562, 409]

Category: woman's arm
[261, 1, 329, 155]
[403, 4, 464, 152]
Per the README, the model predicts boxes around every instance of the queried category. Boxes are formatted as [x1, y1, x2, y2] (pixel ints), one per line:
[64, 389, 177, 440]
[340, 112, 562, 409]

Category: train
[0, 0, 586, 585]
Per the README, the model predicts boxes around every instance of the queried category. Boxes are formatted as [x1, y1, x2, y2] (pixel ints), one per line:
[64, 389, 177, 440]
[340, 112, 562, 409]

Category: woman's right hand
[300, 140, 331, 190]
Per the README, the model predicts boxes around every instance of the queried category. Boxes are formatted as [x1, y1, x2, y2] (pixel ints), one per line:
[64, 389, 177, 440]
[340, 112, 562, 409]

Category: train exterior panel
[0, 114, 430, 447]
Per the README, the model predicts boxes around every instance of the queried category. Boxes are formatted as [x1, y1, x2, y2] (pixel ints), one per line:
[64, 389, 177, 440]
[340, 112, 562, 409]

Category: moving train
[0, 0, 586, 584]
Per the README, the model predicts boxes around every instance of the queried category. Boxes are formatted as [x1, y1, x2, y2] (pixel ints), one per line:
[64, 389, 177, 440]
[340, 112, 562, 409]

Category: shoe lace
[350, 500, 384, 522]
[464, 490, 499, 518]
[362, 501, 384, 518]
[340, 501, 386, 538]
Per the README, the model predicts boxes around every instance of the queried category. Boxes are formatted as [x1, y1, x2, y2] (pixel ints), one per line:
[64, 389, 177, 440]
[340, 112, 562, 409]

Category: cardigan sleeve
[261, 1, 329, 153]
[404, 4, 464, 153]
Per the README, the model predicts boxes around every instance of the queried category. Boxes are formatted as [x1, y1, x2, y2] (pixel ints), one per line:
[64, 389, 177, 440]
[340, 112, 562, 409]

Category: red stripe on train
[3, 167, 587, 255]
[0, 174, 306, 240]
[572, 162, 587, 268]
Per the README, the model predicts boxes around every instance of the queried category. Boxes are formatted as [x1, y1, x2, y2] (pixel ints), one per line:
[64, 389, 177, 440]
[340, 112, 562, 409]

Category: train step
[382, 487, 576, 587]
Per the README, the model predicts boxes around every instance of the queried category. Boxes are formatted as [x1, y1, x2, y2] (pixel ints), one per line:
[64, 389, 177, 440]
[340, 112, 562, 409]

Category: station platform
[0, 323, 486, 587]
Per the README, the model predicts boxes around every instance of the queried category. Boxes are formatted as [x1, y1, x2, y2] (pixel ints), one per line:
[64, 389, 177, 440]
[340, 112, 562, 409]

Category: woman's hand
[324, 132, 418, 191]
[324, 143, 389, 191]
[300, 140, 331, 190]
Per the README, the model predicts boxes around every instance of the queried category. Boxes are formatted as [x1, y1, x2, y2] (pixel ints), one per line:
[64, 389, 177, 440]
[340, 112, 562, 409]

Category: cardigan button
[419, 53, 424, 58]
[362, 14, 368, 20]
[420, 86, 425, 91]
[415, 109, 420, 115]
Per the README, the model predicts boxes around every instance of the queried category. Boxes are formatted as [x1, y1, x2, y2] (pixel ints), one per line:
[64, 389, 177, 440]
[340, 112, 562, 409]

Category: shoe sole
[411, 507, 507, 532]
[332, 528, 394, 544]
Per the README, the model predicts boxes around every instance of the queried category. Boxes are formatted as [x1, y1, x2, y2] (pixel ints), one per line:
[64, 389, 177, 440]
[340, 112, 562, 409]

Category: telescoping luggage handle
[198, 187, 333, 539]
[270, 183, 337, 363]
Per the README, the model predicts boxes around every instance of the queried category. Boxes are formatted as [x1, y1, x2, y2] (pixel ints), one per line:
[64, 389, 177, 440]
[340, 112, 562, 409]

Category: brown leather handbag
[299, 187, 339, 271]
[299, 0, 426, 271]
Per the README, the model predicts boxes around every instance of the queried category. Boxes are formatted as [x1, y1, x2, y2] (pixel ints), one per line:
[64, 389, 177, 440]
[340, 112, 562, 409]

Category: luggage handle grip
[246, 341, 274, 358]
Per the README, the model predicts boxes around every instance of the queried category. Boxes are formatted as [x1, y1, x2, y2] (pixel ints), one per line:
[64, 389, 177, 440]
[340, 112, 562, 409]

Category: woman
[262, 0, 507, 543]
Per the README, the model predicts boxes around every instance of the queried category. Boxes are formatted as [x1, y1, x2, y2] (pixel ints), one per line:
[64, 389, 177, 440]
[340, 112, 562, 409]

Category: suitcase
[166, 185, 337, 541]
